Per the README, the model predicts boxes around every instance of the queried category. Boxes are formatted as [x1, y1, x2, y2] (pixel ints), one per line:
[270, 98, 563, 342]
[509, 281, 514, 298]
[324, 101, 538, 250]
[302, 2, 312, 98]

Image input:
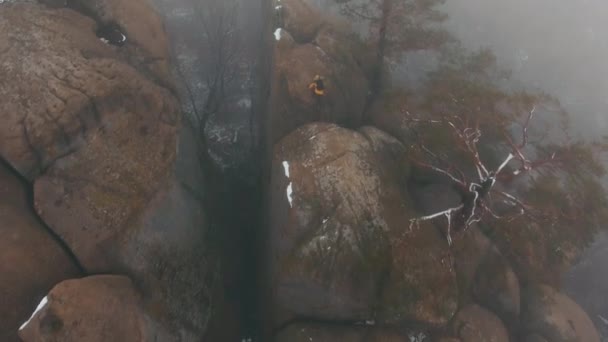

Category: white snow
[274, 28, 283, 41]
[286, 183, 293, 207]
[408, 332, 427, 342]
[496, 153, 514, 174]
[237, 97, 252, 109]
[275, 5, 282, 10]
[100, 37, 110, 44]
[282, 161, 290, 178]
[19, 296, 48, 331]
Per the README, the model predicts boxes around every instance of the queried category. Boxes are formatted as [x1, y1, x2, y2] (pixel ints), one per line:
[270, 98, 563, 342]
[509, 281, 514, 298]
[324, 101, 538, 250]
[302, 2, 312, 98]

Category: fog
[442, 0, 608, 137]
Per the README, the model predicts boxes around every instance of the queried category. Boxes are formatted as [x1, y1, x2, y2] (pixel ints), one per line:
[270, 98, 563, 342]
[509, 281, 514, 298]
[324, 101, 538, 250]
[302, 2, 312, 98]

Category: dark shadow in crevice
[95, 22, 127, 47]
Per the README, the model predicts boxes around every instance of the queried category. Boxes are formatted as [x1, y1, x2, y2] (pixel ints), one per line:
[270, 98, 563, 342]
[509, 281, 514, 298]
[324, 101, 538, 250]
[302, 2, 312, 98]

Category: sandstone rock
[0, 4, 212, 339]
[278, 0, 324, 43]
[521, 284, 600, 342]
[0, 163, 80, 341]
[270, 123, 457, 326]
[70, 0, 173, 85]
[472, 247, 520, 326]
[0, 4, 177, 182]
[18, 275, 173, 342]
[275, 323, 405, 342]
[451, 304, 510, 342]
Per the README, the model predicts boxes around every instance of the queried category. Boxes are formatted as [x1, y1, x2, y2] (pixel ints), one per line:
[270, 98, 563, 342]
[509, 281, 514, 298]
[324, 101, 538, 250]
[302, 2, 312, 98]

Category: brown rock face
[275, 323, 406, 342]
[451, 304, 510, 342]
[269, 123, 457, 326]
[0, 3, 212, 339]
[69, 0, 173, 85]
[521, 284, 600, 342]
[18, 275, 172, 342]
[0, 163, 80, 342]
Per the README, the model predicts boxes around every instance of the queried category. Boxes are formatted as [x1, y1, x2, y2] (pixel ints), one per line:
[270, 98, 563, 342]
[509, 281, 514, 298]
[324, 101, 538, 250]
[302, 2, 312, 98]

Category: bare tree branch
[403, 108, 565, 245]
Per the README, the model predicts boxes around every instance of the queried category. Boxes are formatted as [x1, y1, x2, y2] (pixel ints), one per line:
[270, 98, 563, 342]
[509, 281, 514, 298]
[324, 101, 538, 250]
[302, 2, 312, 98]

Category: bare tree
[174, 0, 243, 158]
[333, 0, 450, 92]
[405, 102, 608, 245]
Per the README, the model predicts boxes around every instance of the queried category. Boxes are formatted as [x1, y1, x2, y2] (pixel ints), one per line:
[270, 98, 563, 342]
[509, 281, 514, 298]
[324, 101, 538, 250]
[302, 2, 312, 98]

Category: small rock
[451, 304, 510, 342]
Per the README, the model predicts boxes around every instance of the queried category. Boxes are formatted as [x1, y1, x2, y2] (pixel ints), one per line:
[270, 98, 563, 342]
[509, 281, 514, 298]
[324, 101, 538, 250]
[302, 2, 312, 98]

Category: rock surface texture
[269, 123, 457, 327]
[451, 304, 510, 342]
[0, 1, 212, 340]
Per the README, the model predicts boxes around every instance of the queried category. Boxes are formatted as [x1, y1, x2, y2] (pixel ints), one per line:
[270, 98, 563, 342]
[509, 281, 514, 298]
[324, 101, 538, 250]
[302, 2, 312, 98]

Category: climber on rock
[308, 75, 325, 97]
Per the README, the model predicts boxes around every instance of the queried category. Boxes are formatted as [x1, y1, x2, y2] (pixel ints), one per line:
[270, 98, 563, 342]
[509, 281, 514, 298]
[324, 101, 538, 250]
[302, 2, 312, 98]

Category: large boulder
[0, 163, 81, 341]
[277, 0, 325, 43]
[0, 3, 177, 182]
[269, 123, 457, 327]
[451, 304, 510, 342]
[472, 247, 521, 326]
[67, 0, 173, 85]
[0, 3, 212, 339]
[18, 275, 173, 342]
[521, 284, 600, 342]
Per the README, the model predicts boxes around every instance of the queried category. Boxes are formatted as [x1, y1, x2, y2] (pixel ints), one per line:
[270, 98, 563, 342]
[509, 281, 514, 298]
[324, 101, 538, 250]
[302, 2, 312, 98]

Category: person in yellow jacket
[308, 75, 325, 96]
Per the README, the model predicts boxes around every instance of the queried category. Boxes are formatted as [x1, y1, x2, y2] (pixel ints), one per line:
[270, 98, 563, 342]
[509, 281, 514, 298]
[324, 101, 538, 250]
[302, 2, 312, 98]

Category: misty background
[442, 0, 608, 137]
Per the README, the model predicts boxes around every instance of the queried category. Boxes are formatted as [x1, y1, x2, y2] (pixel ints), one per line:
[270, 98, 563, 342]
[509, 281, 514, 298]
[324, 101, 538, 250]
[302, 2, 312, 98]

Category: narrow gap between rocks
[0, 157, 86, 274]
